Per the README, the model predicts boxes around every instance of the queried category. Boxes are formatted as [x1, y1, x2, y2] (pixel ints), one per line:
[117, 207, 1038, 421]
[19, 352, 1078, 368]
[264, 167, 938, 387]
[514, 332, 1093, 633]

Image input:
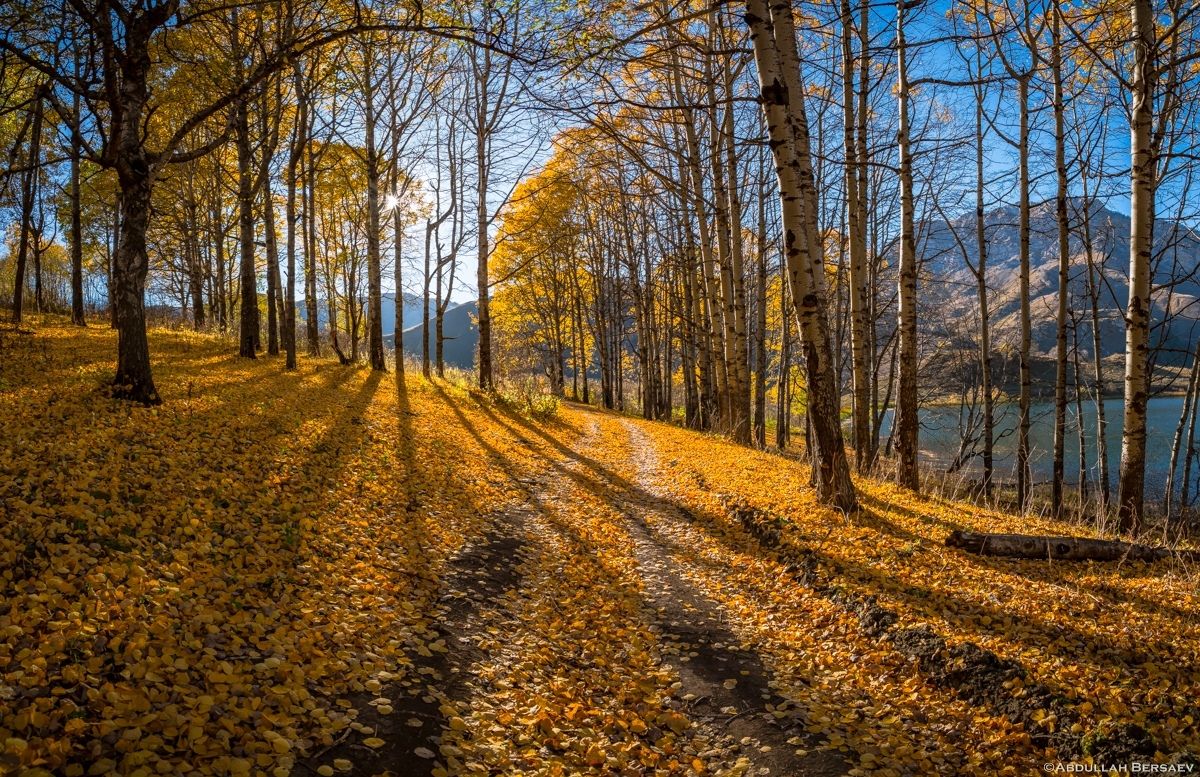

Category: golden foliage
[0, 321, 532, 775]
[2, 321, 1197, 775]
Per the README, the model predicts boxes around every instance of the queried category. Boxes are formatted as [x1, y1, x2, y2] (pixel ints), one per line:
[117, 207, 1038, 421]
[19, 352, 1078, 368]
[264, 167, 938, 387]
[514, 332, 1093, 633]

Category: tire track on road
[618, 418, 851, 777]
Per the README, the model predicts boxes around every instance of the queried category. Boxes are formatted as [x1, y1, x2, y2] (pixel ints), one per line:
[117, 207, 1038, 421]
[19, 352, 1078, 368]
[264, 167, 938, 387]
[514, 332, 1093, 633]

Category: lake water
[879, 396, 1193, 499]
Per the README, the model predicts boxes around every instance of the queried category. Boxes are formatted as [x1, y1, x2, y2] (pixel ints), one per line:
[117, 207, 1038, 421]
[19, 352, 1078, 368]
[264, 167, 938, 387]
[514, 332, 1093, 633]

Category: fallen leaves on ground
[609, 411, 1200, 774]
[2, 320, 1198, 776]
[0, 322, 536, 775]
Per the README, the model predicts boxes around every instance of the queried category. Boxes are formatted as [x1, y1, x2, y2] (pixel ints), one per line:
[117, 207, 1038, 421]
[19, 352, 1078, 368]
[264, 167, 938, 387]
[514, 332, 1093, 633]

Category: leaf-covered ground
[1, 322, 1198, 776]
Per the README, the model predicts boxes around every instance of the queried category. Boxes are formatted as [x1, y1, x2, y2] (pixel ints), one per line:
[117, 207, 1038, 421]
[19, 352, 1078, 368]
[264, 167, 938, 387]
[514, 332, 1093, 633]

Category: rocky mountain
[300, 293, 478, 369]
[387, 301, 478, 370]
[298, 292, 426, 335]
[915, 200, 1200, 364]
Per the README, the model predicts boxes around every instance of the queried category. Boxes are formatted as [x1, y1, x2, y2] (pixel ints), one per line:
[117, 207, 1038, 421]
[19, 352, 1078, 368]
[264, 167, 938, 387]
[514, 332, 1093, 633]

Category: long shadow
[429, 383, 630, 588]
[693, 480, 1197, 759]
[854, 492, 966, 541]
[623, 507, 852, 776]
[393, 369, 423, 547]
[465, 395, 663, 505]
[793, 499, 1200, 684]
[6, 356, 366, 590]
[505, 407, 1190, 759]
[377, 392, 1200, 703]
[298, 378, 540, 777]
[327, 391, 1190, 768]
[830, 548, 1194, 679]
[162, 366, 386, 642]
[1079, 573, 1200, 624]
[460, 402, 855, 771]
[460, 407, 834, 769]
[640, 439, 1197, 685]
[297, 510, 529, 777]
[710, 468, 1196, 685]
[2, 337, 397, 772]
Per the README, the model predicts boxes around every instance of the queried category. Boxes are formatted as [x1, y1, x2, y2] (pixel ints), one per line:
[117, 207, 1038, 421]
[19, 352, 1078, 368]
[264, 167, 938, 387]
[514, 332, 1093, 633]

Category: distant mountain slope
[384, 301, 478, 370]
[916, 200, 1200, 363]
[298, 293, 426, 337]
[298, 293, 476, 368]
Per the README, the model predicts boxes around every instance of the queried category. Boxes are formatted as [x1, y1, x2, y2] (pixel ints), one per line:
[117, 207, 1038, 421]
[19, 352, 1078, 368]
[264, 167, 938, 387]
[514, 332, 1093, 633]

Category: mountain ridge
[916, 200, 1200, 363]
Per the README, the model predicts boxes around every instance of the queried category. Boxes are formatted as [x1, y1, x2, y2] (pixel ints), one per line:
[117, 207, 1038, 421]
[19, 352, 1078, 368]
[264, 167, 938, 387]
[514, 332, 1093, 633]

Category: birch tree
[744, 0, 857, 512]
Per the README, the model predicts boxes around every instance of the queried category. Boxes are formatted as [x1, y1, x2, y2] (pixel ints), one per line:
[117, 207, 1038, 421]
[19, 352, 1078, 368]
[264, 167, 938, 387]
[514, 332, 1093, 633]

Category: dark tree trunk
[70, 86, 86, 326]
[264, 180, 281, 356]
[304, 110, 321, 357]
[189, 231, 205, 329]
[363, 50, 386, 372]
[893, 0, 919, 492]
[236, 96, 259, 359]
[476, 130, 493, 390]
[284, 61, 306, 370]
[11, 89, 44, 325]
[107, 13, 166, 405]
[423, 223, 434, 377]
[753, 167, 769, 448]
[1016, 77, 1033, 511]
[111, 161, 159, 403]
[1051, 9, 1069, 515]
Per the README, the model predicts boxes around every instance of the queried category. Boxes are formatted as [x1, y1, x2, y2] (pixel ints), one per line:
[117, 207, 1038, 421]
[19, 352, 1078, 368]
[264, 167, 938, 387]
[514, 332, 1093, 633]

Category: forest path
[306, 403, 856, 777]
[615, 419, 851, 777]
[297, 505, 536, 777]
[10, 326, 1199, 777]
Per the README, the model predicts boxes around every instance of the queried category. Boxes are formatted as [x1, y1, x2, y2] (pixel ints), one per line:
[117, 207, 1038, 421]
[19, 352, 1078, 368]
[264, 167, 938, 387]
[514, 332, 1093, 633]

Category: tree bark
[264, 176, 282, 356]
[362, 42, 387, 372]
[754, 158, 769, 448]
[108, 12, 167, 405]
[188, 226, 205, 329]
[894, 0, 920, 491]
[11, 88, 44, 326]
[235, 91, 259, 359]
[1017, 77, 1033, 511]
[1081, 193, 1110, 510]
[69, 83, 86, 326]
[675, 94, 729, 430]
[971, 45, 993, 498]
[111, 171, 159, 403]
[1118, 0, 1155, 532]
[1051, 9, 1069, 516]
[946, 530, 1195, 563]
[843, 0, 871, 474]
[284, 60, 306, 371]
[715, 22, 752, 441]
[474, 45, 494, 391]
[304, 104, 321, 357]
[745, 0, 857, 512]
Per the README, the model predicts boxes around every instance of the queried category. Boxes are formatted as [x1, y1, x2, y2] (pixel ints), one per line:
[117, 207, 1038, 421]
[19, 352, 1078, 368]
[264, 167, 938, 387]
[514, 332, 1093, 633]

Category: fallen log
[945, 530, 1200, 563]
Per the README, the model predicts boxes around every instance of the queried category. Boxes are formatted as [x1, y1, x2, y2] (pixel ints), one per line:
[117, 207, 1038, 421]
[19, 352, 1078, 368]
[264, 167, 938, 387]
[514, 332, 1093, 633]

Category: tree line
[2, 0, 1199, 529]
[488, 0, 1200, 530]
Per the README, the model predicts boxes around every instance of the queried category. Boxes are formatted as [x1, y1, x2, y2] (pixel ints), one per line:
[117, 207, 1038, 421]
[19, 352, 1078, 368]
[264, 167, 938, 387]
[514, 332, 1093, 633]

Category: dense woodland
[3, 0, 1200, 524]
[5, 1, 1200, 775]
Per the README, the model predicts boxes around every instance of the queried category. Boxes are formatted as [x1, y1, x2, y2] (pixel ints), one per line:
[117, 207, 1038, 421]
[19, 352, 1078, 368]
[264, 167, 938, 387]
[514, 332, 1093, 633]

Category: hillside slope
[392, 301, 478, 370]
[919, 201, 1200, 362]
[1, 322, 1197, 776]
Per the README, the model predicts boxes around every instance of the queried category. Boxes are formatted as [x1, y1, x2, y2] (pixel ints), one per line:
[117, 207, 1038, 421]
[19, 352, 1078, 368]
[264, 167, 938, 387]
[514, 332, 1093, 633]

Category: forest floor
[2, 320, 1200, 777]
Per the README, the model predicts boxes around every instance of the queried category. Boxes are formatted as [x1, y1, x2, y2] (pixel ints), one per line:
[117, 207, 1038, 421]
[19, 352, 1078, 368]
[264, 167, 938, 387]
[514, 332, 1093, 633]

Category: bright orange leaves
[2, 321, 1197, 776]
[0, 321, 531, 775]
